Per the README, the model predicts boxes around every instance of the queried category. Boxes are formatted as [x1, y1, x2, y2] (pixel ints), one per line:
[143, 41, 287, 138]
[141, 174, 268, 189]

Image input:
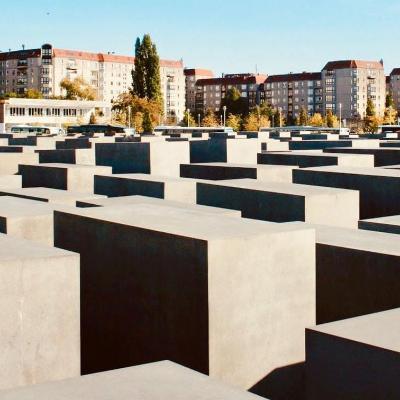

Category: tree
[132, 34, 162, 106]
[182, 110, 195, 127]
[221, 87, 247, 116]
[364, 98, 380, 133]
[299, 107, 309, 126]
[273, 109, 282, 127]
[383, 105, 398, 125]
[25, 89, 43, 99]
[202, 109, 219, 127]
[142, 110, 153, 133]
[309, 113, 324, 127]
[326, 110, 339, 128]
[243, 112, 259, 131]
[60, 77, 96, 100]
[386, 93, 395, 109]
[89, 112, 97, 124]
[226, 113, 242, 131]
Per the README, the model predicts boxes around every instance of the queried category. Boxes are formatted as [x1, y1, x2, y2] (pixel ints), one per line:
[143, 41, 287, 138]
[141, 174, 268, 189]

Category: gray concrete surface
[0, 234, 80, 390]
[359, 214, 400, 235]
[0, 175, 22, 189]
[37, 149, 95, 165]
[0, 153, 38, 175]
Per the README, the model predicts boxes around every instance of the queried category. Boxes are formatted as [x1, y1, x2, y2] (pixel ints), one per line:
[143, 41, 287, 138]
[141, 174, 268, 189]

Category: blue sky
[1, 0, 399, 76]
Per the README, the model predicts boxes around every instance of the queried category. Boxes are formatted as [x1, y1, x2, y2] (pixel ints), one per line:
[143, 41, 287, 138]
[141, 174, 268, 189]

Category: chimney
[22, 44, 25, 50]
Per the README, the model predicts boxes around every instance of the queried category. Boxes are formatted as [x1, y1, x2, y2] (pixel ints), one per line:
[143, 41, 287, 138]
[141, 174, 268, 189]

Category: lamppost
[220, 115, 223, 126]
[127, 106, 131, 129]
[187, 108, 190, 128]
[223, 105, 227, 127]
[339, 103, 342, 132]
[198, 113, 201, 127]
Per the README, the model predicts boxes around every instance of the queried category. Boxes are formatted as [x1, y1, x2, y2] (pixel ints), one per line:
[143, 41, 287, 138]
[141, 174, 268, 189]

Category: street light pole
[223, 105, 227, 127]
[198, 113, 201, 127]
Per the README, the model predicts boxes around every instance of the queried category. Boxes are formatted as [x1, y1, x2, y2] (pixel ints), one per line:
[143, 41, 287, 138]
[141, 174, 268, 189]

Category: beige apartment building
[184, 68, 214, 112]
[264, 72, 322, 121]
[389, 68, 400, 112]
[321, 60, 385, 120]
[0, 43, 185, 121]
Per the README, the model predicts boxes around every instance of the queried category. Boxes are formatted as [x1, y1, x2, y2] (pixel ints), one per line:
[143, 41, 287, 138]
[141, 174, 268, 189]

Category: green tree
[226, 113, 242, 131]
[273, 109, 282, 127]
[142, 110, 153, 133]
[364, 98, 380, 133]
[386, 93, 395, 108]
[25, 89, 43, 99]
[132, 34, 162, 106]
[182, 110, 195, 127]
[221, 87, 247, 116]
[299, 107, 309, 126]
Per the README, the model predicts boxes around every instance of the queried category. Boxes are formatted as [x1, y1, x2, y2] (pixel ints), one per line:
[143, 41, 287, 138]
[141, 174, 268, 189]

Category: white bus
[9, 125, 65, 135]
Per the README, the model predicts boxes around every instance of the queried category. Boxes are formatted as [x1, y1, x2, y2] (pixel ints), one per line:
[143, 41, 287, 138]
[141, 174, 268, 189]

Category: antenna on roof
[22, 44, 25, 50]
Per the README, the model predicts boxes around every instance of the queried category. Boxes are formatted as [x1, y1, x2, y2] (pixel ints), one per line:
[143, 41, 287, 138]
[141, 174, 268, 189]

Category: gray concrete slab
[257, 151, 374, 168]
[0, 233, 80, 390]
[0, 361, 266, 399]
[94, 174, 196, 203]
[0, 187, 106, 206]
[359, 214, 400, 235]
[0, 175, 21, 189]
[0, 196, 56, 245]
[76, 195, 240, 216]
[197, 179, 359, 228]
[0, 153, 38, 175]
[293, 166, 400, 219]
[95, 141, 189, 176]
[323, 147, 400, 166]
[54, 204, 315, 389]
[306, 309, 400, 400]
[37, 149, 95, 165]
[18, 163, 112, 192]
[180, 162, 296, 183]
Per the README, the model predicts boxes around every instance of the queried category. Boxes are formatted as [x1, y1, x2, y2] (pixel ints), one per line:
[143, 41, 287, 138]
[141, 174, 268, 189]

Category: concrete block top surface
[58, 203, 313, 241]
[291, 222, 400, 256]
[297, 165, 400, 177]
[183, 162, 297, 171]
[20, 163, 111, 172]
[0, 361, 265, 400]
[99, 173, 195, 184]
[308, 308, 400, 353]
[360, 215, 400, 227]
[201, 178, 357, 197]
[0, 196, 57, 217]
[0, 187, 106, 202]
[77, 195, 240, 216]
[0, 233, 77, 262]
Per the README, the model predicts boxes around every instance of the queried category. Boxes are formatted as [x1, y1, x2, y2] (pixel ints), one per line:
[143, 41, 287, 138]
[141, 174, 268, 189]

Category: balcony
[17, 60, 28, 68]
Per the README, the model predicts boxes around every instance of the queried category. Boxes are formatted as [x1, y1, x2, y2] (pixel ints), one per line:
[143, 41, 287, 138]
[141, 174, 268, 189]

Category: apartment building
[264, 72, 322, 120]
[389, 69, 400, 112]
[0, 44, 185, 121]
[184, 68, 214, 111]
[321, 60, 385, 120]
[194, 73, 267, 114]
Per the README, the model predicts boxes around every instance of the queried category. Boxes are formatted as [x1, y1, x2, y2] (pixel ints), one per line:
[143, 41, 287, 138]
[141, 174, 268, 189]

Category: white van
[10, 125, 65, 135]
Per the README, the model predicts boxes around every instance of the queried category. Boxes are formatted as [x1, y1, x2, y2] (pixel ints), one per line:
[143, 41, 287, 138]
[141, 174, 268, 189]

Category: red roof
[0, 48, 41, 61]
[196, 74, 267, 86]
[322, 60, 384, 71]
[266, 72, 321, 83]
[184, 68, 214, 77]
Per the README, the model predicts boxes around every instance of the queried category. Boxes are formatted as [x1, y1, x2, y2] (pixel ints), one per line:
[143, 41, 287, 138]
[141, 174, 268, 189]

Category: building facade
[184, 68, 214, 112]
[0, 44, 185, 121]
[194, 73, 267, 114]
[0, 97, 111, 133]
[264, 72, 322, 120]
[321, 60, 385, 120]
[389, 68, 400, 112]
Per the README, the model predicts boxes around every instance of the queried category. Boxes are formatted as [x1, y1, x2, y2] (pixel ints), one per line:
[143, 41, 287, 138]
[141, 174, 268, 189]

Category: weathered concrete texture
[8, 136, 58, 150]
[54, 204, 315, 389]
[359, 214, 400, 235]
[76, 195, 240, 216]
[257, 151, 374, 168]
[291, 223, 400, 324]
[0, 196, 55, 245]
[292, 166, 400, 219]
[37, 149, 95, 165]
[0, 361, 266, 400]
[323, 147, 400, 166]
[95, 141, 190, 176]
[94, 174, 196, 203]
[197, 179, 359, 228]
[180, 162, 296, 183]
[306, 309, 400, 400]
[190, 139, 258, 164]
[260, 141, 289, 151]
[0, 175, 22, 189]
[0, 233, 80, 391]
[56, 138, 91, 150]
[18, 163, 112, 192]
[0, 153, 38, 175]
[0, 187, 106, 206]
